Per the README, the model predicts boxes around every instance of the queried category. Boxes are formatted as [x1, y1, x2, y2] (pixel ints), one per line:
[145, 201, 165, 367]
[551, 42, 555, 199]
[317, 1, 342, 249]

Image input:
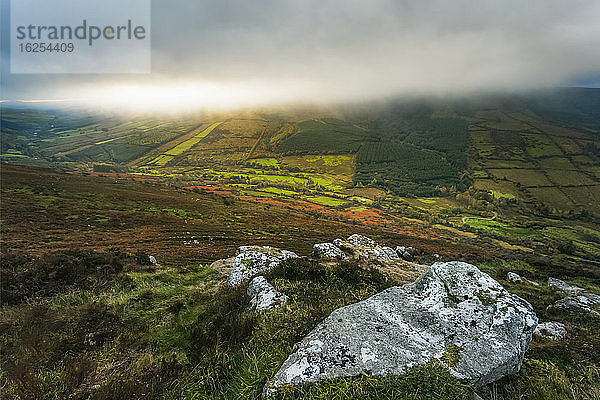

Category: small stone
[247, 276, 288, 312]
[534, 322, 567, 341]
[395, 246, 415, 261]
[507, 272, 521, 282]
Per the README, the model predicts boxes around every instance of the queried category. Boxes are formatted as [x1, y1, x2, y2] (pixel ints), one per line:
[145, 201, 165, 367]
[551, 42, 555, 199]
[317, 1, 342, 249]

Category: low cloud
[4, 0, 600, 109]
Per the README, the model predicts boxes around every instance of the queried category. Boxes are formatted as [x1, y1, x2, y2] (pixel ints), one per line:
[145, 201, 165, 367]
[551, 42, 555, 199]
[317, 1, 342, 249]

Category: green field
[464, 218, 534, 238]
[163, 122, 223, 157]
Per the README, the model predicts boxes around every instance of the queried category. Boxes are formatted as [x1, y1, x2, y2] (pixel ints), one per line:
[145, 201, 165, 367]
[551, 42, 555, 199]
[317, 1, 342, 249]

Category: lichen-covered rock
[534, 322, 567, 341]
[226, 246, 298, 287]
[312, 243, 348, 260]
[507, 272, 521, 282]
[548, 293, 600, 315]
[247, 276, 288, 311]
[547, 277, 584, 294]
[265, 261, 537, 394]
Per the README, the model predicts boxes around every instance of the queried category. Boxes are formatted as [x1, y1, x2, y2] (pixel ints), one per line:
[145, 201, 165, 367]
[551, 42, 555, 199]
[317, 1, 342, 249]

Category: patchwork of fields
[468, 108, 600, 214]
[2, 90, 599, 258]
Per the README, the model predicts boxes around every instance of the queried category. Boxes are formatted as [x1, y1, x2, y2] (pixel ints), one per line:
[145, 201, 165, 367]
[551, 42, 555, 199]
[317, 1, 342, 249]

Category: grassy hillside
[1, 166, 599, 399]
[1, 90, 600, 398]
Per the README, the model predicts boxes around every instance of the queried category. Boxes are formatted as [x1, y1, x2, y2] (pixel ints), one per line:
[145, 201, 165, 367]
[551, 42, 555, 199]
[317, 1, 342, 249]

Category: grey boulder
[266, 261, 537, 394]
[226, 246, 298, 287]
[548, 292, 600, 316]
[248, 276, 288, 312]
[547, 277, 584, 294]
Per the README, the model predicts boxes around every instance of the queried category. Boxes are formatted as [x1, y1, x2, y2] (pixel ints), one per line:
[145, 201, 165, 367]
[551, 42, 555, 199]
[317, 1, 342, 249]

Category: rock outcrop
[534, 322, 567, 341]
[546, 278, 600, 315]
[265, 261, 537, 393]
[247, 276, 288, 311]
[548, 292, 600, 316]
[312, 243, 348, 260]
[332, 234, 401, 262]
[547, 278, 584, 294]
[226, 246, 298, 287]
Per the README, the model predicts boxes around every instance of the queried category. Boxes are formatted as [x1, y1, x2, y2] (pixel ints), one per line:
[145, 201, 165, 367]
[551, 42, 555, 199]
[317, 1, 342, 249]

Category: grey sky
[2, 0, 600, 106]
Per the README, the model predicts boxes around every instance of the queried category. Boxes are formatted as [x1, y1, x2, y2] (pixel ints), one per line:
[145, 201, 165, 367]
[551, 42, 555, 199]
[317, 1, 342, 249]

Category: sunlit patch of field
[489, 239, 534, 252]
[473, 179, 520, 199]
[269, 123, 294, 145]
[0, 149, 27, 158]
[162, 122, 223, 156]
[417, 198, 436, 204]
[347, 196, 373, 205]
[304, 155, 351, 167]
[149, 154, 175, 166]
[311, 175, 348, 191]
[396, 196, 461, 211]
[304, 196, 348, 207]
[251, 173, 310, 185]
[541, 226, 600, 257]
[490, 190, 515, 199]
[463, 217, 534, 238]
[41, 124, 103, 143]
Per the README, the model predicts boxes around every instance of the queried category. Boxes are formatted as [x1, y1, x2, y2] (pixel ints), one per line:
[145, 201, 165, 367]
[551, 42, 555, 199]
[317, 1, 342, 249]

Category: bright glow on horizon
[18, 99, 68, 103]
[61, 80, 325, 114]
